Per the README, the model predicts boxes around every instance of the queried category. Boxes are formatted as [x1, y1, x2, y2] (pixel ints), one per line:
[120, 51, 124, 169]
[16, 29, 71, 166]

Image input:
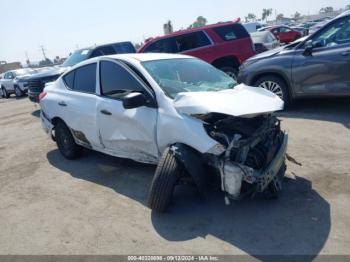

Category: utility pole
[39, 45, 47, 60]
[25, 51, 31, 66]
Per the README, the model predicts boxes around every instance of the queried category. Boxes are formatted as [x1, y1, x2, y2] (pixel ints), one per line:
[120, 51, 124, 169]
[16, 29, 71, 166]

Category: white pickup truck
[0, 68, 39, 98]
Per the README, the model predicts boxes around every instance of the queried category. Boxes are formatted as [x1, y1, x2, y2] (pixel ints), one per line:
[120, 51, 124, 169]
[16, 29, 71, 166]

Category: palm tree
[262, 8, 273, 22]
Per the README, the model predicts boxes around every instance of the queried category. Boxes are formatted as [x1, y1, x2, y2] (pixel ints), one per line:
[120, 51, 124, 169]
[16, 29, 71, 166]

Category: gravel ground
[0, 96, 349, 258]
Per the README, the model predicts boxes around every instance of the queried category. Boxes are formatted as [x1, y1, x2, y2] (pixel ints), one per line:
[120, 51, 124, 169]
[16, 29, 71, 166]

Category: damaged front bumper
[222, 132, 288, 200]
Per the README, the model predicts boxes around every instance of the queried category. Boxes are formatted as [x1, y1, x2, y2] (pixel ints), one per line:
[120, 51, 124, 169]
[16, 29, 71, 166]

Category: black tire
[148, 147, 182, 212]
[55, 121, 82, 160]
[220, 66, 238, 80]
[14, 85, 23, 97]
[254, 75, 290, 107]
[1, 87, 9, 99]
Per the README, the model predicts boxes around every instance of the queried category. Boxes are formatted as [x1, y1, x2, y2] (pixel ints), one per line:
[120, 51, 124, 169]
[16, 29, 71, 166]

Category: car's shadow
[47, 149, 330, 258]
[31, 109, 40, 118]
[278, 98, 350, 129]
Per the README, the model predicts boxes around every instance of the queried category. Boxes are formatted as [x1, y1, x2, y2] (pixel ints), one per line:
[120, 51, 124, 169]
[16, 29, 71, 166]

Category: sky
[0, 0, 348, 64]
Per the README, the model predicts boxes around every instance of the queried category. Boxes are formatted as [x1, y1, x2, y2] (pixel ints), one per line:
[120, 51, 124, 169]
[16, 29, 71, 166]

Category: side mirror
[122, 92, 148, 109]
[303, 40, 314, 56]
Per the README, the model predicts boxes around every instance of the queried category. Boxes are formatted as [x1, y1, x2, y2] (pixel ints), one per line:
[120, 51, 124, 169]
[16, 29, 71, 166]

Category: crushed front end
[200, 113, 288, 202]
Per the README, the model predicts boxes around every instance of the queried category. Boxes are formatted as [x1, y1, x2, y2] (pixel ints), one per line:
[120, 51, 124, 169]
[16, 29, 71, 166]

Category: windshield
[142, 58, 237, 98]
[62, 49, 91, 67]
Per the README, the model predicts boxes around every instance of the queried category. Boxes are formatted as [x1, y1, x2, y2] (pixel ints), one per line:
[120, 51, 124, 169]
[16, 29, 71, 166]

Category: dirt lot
[0, 97, 349, 257]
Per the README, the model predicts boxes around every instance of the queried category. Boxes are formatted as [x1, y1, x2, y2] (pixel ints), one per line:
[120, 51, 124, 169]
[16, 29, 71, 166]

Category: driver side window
[100, 61, 144, 99]
[312, 17, 350, 48]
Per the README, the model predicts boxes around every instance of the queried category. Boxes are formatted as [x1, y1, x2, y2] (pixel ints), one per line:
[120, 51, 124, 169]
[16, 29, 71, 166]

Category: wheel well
[212, 56, 240, 70]
[51, 117, 65, 128]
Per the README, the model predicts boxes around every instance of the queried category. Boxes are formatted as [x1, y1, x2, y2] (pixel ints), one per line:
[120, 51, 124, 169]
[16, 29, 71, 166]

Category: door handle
[100, 109, 112, 116]
[58, 101, 67, 107]
[341, 50, 350, 56]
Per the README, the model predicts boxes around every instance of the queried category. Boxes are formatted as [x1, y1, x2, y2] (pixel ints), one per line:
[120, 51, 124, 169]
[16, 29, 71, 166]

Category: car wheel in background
[1, 87, 9, 99]
[220, 66, 238, 80]
[55, 121, 82, 160]
[148, 147, 182, 212]
[254, 75, 290, 106]
[14, 86, 24, 97]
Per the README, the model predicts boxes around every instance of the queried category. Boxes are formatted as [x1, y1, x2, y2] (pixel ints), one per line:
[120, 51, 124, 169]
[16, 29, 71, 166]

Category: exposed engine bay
[198, 113, 287, 202]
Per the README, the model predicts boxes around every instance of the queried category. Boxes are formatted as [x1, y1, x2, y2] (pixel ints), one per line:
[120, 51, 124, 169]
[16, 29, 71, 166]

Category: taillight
[39, 91, 47, 101]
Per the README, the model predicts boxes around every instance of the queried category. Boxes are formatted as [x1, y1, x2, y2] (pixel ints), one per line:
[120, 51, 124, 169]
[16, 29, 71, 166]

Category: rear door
[292, 16, 350, 95]
[59, 63, 100, 148]
[96, 60, 159, 163]
[175, 31, 213, 62]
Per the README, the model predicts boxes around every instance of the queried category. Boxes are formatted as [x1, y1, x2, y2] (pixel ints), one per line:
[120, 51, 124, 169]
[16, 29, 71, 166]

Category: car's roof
[144, 20, 241, 42]
[100, 53, 193, 62]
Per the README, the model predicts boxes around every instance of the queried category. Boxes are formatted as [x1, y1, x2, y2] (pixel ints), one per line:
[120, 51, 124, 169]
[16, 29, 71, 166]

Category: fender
[170, 143, 207, 198]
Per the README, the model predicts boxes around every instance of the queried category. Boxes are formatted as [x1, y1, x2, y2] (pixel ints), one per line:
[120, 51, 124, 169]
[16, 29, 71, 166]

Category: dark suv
[28, 42, 136, 102]
[238, 12, 350, 106]
[138, 21, 255, 78]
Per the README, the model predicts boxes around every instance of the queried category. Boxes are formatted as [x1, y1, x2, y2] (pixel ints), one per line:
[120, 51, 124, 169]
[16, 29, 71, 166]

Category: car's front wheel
[55, 121, 82, 160]
[148, 147, 182, 212]
[14, 86, 23, 97]
[254, 75, 290, 106]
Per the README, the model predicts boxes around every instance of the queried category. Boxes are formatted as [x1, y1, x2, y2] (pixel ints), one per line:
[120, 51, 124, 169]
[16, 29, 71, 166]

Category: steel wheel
[259, 81, 284, 100]
[225, 71, 237, 80]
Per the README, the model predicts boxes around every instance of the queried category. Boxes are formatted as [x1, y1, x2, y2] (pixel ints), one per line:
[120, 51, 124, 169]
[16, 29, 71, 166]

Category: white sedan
[40, 53, 288, 212]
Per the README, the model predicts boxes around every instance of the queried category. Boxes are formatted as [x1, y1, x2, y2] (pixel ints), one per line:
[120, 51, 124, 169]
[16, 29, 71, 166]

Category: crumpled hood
[173, 84, 284, 117]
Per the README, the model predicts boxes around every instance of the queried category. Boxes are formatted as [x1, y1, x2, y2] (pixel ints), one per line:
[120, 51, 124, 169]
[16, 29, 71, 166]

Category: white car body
[40, 53, 287, 208]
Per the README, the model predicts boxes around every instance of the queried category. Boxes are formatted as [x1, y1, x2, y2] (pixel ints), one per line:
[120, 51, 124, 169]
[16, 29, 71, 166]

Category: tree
[188, 16, 207, 29]
[320, 7, 334, 14]
[163, 20, 173, 34]
[262, 8, 273, 22]
[39, 58, 53, 67]
[245, 13, 257, 23]
[293, 12, 301, 20]
[276, 13, 285, 21]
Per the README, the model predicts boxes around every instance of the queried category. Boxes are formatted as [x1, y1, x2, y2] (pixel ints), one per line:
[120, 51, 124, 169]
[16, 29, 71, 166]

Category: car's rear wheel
[14, 86, 23, 97]
[148, 147, 182, 212]
[254, 75, 290, 106]
[220, 66, 238, 80]
[1, 87, 9, 99]
[55, 121, 82, 160]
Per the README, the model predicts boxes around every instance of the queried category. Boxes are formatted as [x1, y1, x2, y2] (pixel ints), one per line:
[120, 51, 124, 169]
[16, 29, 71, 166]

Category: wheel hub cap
[259, 81, 284, 100]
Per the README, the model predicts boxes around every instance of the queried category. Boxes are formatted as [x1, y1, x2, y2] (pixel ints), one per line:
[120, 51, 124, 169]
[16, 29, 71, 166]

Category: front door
[96, 59, 159, 164]
[292, 16, 350, 95]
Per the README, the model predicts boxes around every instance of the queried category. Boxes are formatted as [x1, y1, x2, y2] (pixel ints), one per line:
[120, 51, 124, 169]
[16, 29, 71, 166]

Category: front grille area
[28, 79, 44, 93]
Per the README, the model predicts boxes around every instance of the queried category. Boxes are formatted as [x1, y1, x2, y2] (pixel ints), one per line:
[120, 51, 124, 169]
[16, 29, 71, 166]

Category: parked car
[28, 41, 136, 102]
[250, 31, 280, 53]
[259, 25, 302, 44]
[238, 12, 350, 106]
[291, 26, 309, 36]
[138, 21, 256, 79]
[0, 68, 40, 98]
[40, 53, 287, 212]
[308, 19, 332, 35]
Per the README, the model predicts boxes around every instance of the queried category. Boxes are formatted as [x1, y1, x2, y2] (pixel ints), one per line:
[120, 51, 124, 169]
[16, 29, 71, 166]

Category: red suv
[138, 21, 255, 78]
[260, 26, 302, 44]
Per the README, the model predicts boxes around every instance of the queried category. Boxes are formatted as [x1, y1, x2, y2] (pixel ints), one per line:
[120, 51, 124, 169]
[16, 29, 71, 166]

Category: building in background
[0, 61, 22, 74]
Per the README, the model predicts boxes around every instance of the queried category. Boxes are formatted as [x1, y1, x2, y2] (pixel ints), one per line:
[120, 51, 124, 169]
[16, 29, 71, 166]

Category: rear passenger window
[100, 61, 144, 98]
[63, 71, 75, 89]
[73, 63, 96, 93]
[175, 31, 211, 52]
[143, 38, 178, 53]
[214, 24, 250, 41]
